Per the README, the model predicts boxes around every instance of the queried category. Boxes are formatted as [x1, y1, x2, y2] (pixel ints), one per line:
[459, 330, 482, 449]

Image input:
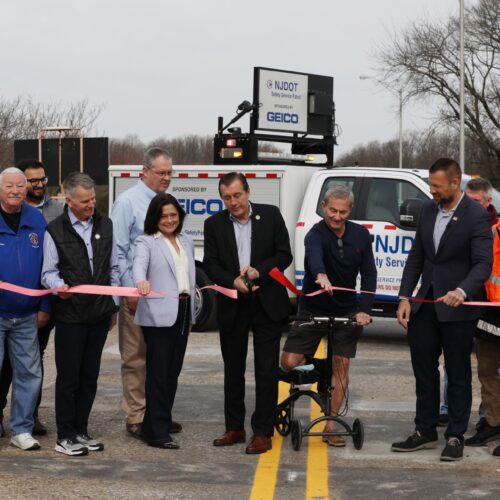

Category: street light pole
[459, 0, 465, 170]
[399, 88, 403, 169]
[359, 75, 404, 169]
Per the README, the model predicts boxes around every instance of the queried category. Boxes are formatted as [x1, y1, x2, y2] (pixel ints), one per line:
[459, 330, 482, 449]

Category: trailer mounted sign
[255, 68, 308, 133]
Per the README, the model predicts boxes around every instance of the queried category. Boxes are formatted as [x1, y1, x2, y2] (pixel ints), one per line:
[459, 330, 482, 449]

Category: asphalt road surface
[0, 318, 499, 499]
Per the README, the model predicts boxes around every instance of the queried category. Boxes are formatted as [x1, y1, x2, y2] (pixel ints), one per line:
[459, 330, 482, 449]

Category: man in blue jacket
[0, 159, 63, 437]
[281, 185, 377, 447]
[0, 167, 49, 450]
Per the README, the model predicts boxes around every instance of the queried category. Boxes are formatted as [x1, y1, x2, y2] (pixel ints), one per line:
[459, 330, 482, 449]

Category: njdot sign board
[256, 68, 309, 133]
[252, 67, 334, 137]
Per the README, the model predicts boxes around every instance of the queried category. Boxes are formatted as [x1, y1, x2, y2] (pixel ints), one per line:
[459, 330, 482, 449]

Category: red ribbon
[268, 267, 500, 307]
[0, 282, 237, 300]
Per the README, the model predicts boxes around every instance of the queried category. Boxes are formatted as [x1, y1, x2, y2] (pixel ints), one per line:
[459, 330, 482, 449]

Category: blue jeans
[0, 314, 42, 434]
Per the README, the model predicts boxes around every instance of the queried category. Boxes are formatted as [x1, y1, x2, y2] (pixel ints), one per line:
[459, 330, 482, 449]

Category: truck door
[357, 177, 428, 304]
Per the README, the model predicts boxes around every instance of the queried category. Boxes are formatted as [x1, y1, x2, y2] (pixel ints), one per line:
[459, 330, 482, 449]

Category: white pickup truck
[109, 164, 498, 330]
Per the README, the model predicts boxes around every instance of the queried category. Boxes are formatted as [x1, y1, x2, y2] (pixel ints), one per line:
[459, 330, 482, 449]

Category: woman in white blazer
[133, 193, 195, 449]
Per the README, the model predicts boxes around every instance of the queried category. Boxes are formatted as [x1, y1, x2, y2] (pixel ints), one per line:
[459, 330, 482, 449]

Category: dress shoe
[322, 434, 346, 447]
[170, 421, 182, 434]
[245, 434, 272, 454]
[147, 438, 179, 450]
[33, 417, 47, 436]
[213, 430, 246, 447]
[126, 423, 143, 439]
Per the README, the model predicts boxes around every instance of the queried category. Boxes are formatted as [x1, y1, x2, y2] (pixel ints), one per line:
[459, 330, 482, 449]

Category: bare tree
[337, 128, 496, 181]
[0, 96, 103, 167]
[376, 0, 500, 177]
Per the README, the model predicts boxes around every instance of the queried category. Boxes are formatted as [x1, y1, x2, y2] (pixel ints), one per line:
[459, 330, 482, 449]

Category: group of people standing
[0, 152, 498, 461]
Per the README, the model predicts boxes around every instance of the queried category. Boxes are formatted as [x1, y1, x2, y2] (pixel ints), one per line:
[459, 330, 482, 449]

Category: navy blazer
[399, 195, 492, 322]
[203, 203, 293, 329]
[132, 232, 196, 327]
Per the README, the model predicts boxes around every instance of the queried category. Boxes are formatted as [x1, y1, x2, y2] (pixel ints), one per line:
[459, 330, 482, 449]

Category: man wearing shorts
[281, 185, 377, 446]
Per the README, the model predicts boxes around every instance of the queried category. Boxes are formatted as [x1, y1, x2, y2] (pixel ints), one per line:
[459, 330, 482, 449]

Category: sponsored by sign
[257, 69, 308, 133]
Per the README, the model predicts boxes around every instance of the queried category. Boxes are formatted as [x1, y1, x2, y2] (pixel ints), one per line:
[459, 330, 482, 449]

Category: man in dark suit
[392, 158, 492, 462]
[203, 172, 292, 454]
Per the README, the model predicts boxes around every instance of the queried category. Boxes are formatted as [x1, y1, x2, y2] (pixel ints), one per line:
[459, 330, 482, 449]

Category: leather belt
[179, 293, 190, 300]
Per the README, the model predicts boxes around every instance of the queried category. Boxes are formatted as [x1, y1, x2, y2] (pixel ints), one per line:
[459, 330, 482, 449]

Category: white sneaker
[10, 433, 41, 451]
[55, 438, 89, 456]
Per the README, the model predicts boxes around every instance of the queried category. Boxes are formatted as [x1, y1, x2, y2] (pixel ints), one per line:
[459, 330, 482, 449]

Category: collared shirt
[42, 208, 120, 305]
[433, 192, 464, 252]
[433, 192, 466, 298]
[163, 235, 190, 294]
[111, 179, 161, 287]
[229, 203, 252, 268]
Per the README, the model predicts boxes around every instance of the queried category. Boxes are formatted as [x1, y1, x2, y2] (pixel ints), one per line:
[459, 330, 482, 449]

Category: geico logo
[178, 198, 223, 215]
[374, 235, 414, 255]
[267, 112, 299, 124]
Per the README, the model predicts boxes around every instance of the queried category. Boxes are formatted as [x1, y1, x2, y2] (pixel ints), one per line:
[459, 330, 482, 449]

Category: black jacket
[203, 203, 292, 328]
[399, 195, 492, 322]
[47, 206, 116, 324]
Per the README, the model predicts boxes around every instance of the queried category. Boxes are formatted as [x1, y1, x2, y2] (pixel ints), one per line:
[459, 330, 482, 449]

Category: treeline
[109, 134, 213, 165]
[336, 129, 500, 185]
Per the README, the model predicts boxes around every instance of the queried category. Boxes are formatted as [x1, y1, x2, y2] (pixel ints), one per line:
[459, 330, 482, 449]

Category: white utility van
[109, 164, 496, 330]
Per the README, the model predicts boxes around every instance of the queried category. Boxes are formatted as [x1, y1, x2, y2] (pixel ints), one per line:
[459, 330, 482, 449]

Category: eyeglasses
[337, 238, 344, 259]
[27, 177, 48, 186]
[147, 167, 172, 178]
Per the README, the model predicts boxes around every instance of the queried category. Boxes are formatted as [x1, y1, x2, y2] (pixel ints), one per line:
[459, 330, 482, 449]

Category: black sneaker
[440, 437, 463, 461]
[76, 433, 104, 451]
[465, 423, 500, 447]
[126, 423, 143, 439]
[33, 417, 47, 436]
[475, 417, 487, 432]
[55, 438, 89, 456]
[170, 421, 183, 434]
[437, 413, 449, 427]
[391, 431, 438, 452]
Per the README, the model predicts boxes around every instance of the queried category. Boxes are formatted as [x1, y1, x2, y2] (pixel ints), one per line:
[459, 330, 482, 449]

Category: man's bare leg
[323, 355, 350, 445]
[280, 352, 306, 371]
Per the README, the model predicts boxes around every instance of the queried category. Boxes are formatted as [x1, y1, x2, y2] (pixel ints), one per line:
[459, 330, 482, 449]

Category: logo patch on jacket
[29, 232, 39, 248]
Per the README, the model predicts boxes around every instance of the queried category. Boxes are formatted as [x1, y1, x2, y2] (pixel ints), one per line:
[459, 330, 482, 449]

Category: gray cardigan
[132, 232, 196, 327]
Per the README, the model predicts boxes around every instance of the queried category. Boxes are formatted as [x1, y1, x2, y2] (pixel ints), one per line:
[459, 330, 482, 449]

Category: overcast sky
[1, 0, 464, 157]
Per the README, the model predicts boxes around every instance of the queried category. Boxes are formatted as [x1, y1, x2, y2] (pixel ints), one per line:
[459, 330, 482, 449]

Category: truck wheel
[193, 267, 217, 332]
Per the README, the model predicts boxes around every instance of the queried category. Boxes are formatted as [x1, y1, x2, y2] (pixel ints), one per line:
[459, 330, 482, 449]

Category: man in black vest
[42, 173, 119, 456]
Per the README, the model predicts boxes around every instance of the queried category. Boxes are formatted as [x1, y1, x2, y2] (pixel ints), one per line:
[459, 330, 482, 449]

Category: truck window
[366, 178, 427, 225]
[316, 177, 356, 217]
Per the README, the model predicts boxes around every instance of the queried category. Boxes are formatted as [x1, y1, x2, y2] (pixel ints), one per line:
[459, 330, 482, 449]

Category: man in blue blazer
[392, 158, 493, 461]
[203, 172, 292, 454]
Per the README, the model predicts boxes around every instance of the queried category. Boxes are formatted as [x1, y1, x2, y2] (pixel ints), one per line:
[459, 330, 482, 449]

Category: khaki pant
[119, 298, 146, 425]
[476, 338, 500, 427]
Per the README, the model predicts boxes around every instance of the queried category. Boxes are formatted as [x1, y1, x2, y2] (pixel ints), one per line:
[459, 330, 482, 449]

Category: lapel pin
[452, 217, 458, 221]
[95, 234, 101, 239]
[255, 215, 261, 220]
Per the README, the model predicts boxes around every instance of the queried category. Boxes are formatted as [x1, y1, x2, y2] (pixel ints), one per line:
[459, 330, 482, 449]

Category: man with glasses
[0, 159, 62, 439]
[111, 147, 181, 439]
[281, 185, 377, 447]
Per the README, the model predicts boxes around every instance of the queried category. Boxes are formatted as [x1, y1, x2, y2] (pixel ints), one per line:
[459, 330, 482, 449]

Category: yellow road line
[306, 338, 329, 500]
[249, 381, 289, 500]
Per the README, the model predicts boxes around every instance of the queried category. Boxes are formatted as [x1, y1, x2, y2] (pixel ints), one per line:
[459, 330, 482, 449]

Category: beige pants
[476, 338, 500, 427]
[119, 297, 146, 425]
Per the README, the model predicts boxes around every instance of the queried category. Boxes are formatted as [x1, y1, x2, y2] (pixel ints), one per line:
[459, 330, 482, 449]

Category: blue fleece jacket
[0, 202, 50, 318]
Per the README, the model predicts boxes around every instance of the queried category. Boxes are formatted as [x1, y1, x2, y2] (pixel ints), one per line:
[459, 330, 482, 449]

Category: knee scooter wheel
[275, 407, 291, 436]
[352, 418, 364, 450]
[291, 419, 303, 451]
